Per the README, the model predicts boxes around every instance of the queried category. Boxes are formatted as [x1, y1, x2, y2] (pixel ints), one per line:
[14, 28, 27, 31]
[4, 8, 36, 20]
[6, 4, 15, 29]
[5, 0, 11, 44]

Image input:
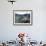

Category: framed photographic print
[13, 10, 33, 25]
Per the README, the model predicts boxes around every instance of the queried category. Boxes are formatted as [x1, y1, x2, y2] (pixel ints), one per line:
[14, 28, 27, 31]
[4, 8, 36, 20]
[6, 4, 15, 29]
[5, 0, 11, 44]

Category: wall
[0, 0, 46, 42]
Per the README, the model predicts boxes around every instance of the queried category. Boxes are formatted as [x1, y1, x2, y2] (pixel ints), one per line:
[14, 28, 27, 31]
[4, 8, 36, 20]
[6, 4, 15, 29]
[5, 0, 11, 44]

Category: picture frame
[13, 10, 33, 25]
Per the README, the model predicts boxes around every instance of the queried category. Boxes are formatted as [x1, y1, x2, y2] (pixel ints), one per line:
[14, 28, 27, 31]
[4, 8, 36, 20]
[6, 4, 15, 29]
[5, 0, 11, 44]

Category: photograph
[13, 10, 32, 25]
